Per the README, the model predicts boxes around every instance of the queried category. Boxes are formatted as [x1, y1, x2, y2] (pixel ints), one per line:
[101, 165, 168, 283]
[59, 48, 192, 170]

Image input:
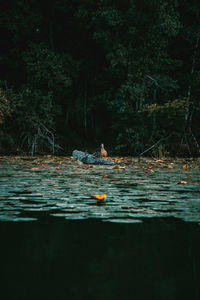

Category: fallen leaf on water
[85, 165, 94, 169]
[53, 184, 59, 187]
[168, 165, 173, 168]
[182, 164, 189, 170]
[178, 180, 187, 184]
[31, 167, 40, 170]
[91, 194, 107, 200]
[52, 167, 61, 170]
[113, 165, 125, 169]
[102, 174, 108, 178]
[154, 159, 164, 163]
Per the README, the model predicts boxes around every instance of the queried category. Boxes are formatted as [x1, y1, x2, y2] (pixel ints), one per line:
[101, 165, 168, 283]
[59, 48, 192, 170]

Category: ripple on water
[0, 158, 200, 223]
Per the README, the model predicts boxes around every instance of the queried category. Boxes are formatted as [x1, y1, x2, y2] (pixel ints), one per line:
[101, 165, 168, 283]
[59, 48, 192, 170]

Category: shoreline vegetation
[0, 1, 200, 157]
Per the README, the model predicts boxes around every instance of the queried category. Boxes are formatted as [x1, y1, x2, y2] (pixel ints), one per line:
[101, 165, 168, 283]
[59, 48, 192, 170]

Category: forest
[0, 0, 200, 157]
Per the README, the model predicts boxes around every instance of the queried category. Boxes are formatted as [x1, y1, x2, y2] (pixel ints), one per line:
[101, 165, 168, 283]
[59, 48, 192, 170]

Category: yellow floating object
[92, 194, 107, 200]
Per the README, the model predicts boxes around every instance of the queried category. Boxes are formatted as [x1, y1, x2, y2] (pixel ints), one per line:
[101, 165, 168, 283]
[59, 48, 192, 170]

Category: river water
[0, 156, 200, 299]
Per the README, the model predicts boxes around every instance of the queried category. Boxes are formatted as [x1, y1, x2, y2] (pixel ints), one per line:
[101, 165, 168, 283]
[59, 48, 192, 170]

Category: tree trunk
[185, 36, 199, 122]
[84, 81, 87, 136]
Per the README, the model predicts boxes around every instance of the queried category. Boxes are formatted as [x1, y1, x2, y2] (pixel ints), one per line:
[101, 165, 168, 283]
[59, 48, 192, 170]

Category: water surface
[0, 156, 199, 223]
[0, 156, 200, 300]
[0, 217, 200, 300]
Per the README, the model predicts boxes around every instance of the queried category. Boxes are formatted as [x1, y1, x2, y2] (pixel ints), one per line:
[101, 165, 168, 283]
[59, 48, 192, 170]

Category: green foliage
[0, 0, 199, 155]
[23, 43, 73, 91]
[0, 84, 12, 124]
[0, 1, 42, 39]
[12, 88, 55, 127]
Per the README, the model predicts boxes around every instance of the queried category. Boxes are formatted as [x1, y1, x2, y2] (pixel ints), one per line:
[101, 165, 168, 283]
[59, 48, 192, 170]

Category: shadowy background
[0, 0, 200, 156]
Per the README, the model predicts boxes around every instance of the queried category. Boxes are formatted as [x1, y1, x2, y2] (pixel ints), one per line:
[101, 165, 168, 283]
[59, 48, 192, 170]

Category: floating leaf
[91, 194, 107, 200]
[182, 165, 189, 170]
[113, 165, 120, 169]
[113, 165, 125, 169]
[168, 165, 173, 168]
[102, 174, 108, 178]
[85, 165, 94, 169]
[178, 180, 187, 184]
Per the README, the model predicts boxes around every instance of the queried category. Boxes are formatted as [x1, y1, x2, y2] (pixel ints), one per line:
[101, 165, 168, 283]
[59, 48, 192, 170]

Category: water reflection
[0, 217, 200, 300]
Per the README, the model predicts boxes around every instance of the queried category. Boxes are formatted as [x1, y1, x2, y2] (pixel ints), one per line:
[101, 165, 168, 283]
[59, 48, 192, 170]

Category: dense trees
[0, 0, 199, 156]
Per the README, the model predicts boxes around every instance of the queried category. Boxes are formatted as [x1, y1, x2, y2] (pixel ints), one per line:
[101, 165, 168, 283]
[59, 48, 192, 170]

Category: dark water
[0, 157, 200, 299]
[0, 157, 200, 223]
[0, 217, 200, 300]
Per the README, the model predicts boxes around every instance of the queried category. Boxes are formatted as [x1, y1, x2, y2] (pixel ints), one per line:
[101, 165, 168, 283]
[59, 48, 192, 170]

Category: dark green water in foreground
[1, 217, 200, 300]
[0, 157, 200, 299]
